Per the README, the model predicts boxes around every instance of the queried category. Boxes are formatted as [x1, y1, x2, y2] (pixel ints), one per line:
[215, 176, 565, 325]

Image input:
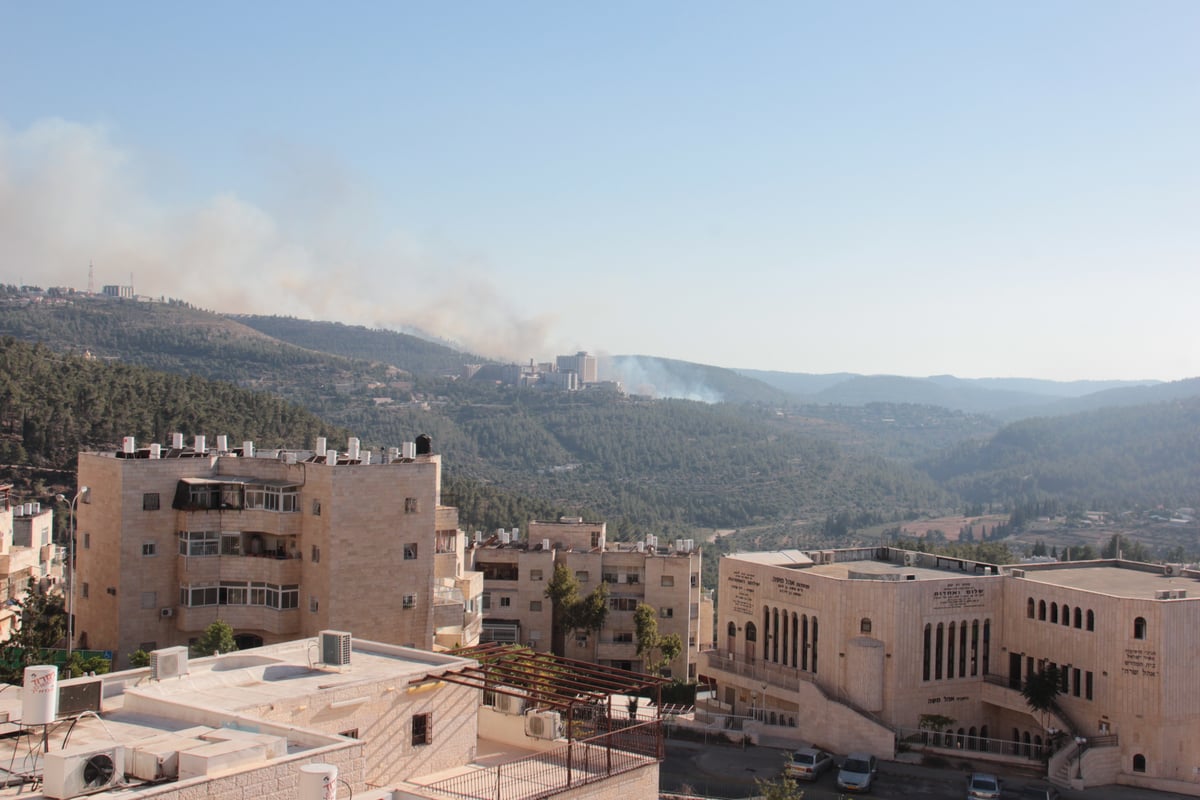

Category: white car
[784, 747, 833, 781]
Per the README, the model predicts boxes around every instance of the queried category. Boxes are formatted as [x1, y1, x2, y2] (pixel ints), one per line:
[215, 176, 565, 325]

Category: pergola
[436, 643, 671, 738]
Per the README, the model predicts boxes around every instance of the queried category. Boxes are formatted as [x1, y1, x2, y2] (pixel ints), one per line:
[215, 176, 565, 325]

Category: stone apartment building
[471, 518, 714, 680]
[74, 435, 482, 667]
[0, 486, 58, 640]
[704, 546, 1200, 796]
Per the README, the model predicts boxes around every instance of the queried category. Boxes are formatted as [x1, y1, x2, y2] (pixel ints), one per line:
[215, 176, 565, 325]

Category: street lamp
[55, 487, 89, 657]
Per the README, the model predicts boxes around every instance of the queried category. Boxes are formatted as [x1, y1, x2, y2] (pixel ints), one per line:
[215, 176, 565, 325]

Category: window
[1086, 671, 1094, 700]
[220, 582, 248, 605]
[83, 532, 91, 549]
[404, 497, 419, 513]
[1027, 598, 1035, 618]
[1038, 600, 1046, 621]
[142, 542, 157, 557]
[1086, 609, 1095, 631]
[435, 530, 457, 553]
[603, 572, 619, 584]
[477, 562, 518, 581]
[860, 617, 872, 634]
[81, 582, 89, 598]
[590, 531, 601, 548]
[530, 600, 542, 612]
[311, 545, 321, 563]
[221, 534, 241, 556]
[1133, 616, 1147, 639]
[609, 597, 638, 611]
[250, 582, 267, 606]
[179, 531, 219, 557]
[661, 575, 675, 587]
[1050, 603, 1058, 624]
[180, 585, 218, 606]
[140, 591, 157, 609]
[660, 607, 674, 618]
[404, 543, 418, 560]
[142, 493, 160, 511]
[411, 713, 431, 746]
[482, 594, 491, 610]
[1132, 754, 1146, 773]
[497, 596, 511, 608]
[575, 571, 589, 583]
[627, 573, 639, 584]
[614, 632, 634, 643]
[312, 499, 322, 515]
[278, 584, 299, 609]
[403, 593, 417, 609]
[309, 595, 319, 612]
[690, 574, 698, 587]
[530, 569, 543, 581]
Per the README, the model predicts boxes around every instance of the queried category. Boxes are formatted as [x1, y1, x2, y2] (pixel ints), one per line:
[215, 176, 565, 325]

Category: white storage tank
[22, 665, 58, 725]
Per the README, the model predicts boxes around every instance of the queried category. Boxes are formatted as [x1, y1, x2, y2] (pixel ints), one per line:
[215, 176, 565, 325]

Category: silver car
[967, 772, 1002, 800]
[837, 753, 878, 792]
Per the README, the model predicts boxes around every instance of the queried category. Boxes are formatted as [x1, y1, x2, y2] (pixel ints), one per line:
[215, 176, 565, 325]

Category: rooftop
[1012, 561, 1200, 600]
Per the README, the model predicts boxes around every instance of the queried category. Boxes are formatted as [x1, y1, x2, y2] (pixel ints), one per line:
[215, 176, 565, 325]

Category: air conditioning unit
[319, 630, 352, 666]
[903, 553, 916, 567]
[160, 607, 174, 618]
[150, 646, 189, 681]
[525, 710, 563, 740]
[44, 744, 125, 799]
[495, 689, 525, 715]
[1164, 564, 1179, 577]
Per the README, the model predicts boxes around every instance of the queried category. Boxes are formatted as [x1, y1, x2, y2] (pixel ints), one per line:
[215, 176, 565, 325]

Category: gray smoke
[0, 117, 557, 361]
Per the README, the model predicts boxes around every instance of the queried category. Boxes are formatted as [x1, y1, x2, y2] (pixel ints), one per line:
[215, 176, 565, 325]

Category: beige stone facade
[0, 486, 58, 640]
[472, 519, 714, 679]
[74, 436, 482, 667]
[704, 546, 1200, 795]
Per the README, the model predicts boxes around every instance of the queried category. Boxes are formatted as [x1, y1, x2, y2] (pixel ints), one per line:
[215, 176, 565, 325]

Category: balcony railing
[418, 720, 661, 800]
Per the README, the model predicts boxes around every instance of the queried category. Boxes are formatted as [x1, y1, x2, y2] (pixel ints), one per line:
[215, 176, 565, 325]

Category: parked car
[784, 747, 833, 781]
[837, 753, 878, 792]
[966, 772, 1002, 800]
[1017, 784, 1061, 800]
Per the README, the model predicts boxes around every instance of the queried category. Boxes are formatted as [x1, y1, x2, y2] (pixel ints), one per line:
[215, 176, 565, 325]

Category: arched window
[923, 623, 932, 681]
[1074, 607, 1083, 628]
[1050, 603, 1059, 624]
[727, 621, 737, 637]
[935, 623, 945, 680]
[1038, 600, 1047, 621]
[1133, 754, 1147, 773]
[1087, 609, 1095, 631]
[763, 607, 770, 660]
[860, 617, 872, 634]
[1027, 597, 1035, 618]
[745, 622, 757, 642]
[1061, 604, 1071, 626]
[1134, 617, 1147, 640]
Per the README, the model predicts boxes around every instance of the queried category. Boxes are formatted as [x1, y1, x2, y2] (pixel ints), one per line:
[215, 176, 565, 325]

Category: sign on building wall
[931, 581, 986, 611]
[728, 569, 760, 615]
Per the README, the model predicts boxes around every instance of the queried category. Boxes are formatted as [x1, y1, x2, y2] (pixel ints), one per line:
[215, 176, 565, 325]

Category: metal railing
[420, 720, 662, 800]
[897, 727, 1045, 761]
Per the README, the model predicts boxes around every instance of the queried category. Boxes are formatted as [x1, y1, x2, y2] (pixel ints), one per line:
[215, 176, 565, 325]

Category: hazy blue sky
[2, 2, 1197, 380]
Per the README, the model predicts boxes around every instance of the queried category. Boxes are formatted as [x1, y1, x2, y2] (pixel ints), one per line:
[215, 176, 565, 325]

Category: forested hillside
[0, 336, 345, 480]
[232, 315, 482, 378]
[920, 398, 1200, 510]
[0, 291, 393, 409]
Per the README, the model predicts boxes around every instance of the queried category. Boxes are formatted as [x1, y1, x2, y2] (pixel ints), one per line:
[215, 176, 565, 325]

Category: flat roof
[1016, 563, 1200, 600]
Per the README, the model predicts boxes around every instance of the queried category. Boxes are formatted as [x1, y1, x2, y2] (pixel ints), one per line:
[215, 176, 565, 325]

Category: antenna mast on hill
[88, 261, 95, 294]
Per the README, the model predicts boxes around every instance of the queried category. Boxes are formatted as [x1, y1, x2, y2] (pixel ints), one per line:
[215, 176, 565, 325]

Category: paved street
[661, 738, 1199, 800]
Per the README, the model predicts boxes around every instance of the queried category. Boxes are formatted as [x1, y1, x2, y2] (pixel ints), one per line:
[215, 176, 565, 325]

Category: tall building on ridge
[556, 351, 598, 384]
[470, 517, 713, 680]
[75, 434, 481, 667]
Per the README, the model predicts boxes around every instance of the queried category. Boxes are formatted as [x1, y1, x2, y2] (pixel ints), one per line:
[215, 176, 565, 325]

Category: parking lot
[660, 739, 1197, 800]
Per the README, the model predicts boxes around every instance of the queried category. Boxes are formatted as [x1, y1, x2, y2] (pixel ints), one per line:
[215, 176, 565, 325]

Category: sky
[1, 2, 1197, 382]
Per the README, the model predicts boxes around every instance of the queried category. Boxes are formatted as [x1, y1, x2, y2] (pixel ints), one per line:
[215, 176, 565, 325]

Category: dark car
[784, 747, 833, 781]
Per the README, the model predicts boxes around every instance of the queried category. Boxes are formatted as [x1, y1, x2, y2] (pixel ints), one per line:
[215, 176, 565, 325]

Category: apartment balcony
[177, 553, 302, 584]
[173, 604, 300, 637]
[176, 509, 303, 537]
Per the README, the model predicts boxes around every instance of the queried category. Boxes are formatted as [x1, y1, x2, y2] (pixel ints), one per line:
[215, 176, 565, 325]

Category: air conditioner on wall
[43, 745, 126, 799]
[160, 607, 174, 618]
[496, 690, 525, 715]
[525, 710, 563, 740]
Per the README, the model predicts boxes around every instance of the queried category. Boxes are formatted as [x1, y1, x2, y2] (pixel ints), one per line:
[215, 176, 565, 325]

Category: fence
[897, 727, 1045, 761]
[420, 719, 662, 800]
